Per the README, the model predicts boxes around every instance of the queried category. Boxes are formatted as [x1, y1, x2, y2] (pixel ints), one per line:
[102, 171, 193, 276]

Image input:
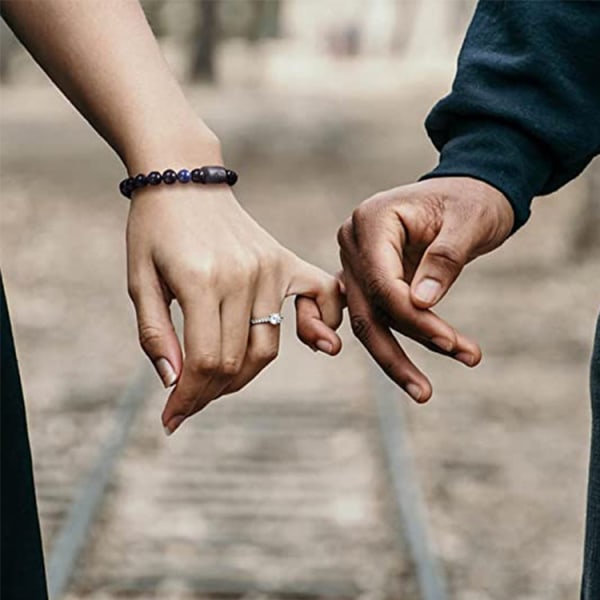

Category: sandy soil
[1, 57, 599, 599]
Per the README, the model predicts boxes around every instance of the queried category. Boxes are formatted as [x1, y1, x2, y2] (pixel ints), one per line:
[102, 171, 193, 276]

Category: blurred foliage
[139, 0, 281, 82]
[140, 0, 281, 40]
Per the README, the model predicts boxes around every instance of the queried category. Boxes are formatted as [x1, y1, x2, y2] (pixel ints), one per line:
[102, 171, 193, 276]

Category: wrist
[426, 176, 515, 240]
[466, 177, 515, 240]
[121, 121, 223, 175]
[455, 176, 515, 245]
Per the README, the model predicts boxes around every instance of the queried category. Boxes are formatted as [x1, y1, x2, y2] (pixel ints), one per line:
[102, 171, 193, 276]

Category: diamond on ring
[250, 313, 284, 326]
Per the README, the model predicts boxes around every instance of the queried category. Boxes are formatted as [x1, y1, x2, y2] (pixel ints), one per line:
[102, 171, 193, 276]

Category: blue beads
[147, 171, 162, 185]
[177, 169, 191, 183]
[119, 166, 238, 198]
[162, 169, 177, 184]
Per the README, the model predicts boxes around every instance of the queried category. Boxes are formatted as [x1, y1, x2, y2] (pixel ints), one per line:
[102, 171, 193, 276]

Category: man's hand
[338, 177, 515, 402]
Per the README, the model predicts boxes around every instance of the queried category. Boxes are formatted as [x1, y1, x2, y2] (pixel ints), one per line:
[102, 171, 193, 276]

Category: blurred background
[1, 1, 599, 599]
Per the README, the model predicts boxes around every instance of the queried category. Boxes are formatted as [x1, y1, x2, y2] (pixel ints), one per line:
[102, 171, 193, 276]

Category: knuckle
[255, 252, 282, 281]
[221, 356, 243, 377]
[189, 353, 220, 375]
[361, 191, 393, 214]
[138, 322, 164, 352]
[362, 191, 385, 208]
[217, 258, 261, 292]
[250, 255, 266, 279]
[225, 264, 250, 288]
[350, 203, 375, 237]
[255, 247, 278, 270]
[337, 219, 354, 250]
[262, 346, 279, 364]
[184, 263, 218, 288]
[351, 204, 368, 227]
[364, 271, 391, 304]
[173, 395, 196, 417]
[251, 344, 278, 366]
[350, 313, 373, 342]
[315, 271, 336, 295]
[351, 193, 398, 244]
[380, 360, 407, 382]
[236, 252, 261, 276]
[428, 242, 465, 271]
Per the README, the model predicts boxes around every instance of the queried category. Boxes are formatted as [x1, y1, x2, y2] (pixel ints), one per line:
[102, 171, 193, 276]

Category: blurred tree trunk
[190, 0, 218, 83]
[571, 160, 600, 261]
[247, 0, 281, 44]
[140, 0, 166, 37]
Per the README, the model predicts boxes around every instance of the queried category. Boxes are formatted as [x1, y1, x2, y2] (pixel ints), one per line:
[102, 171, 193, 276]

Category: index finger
[372, 277, 481, 365]
[340, 217, 479, 363]
[351, 203, 407, 280]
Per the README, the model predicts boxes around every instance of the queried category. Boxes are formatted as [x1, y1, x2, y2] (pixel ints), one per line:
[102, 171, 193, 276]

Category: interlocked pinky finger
[295, 296, 342, 356]
[287, 259, 343, 331]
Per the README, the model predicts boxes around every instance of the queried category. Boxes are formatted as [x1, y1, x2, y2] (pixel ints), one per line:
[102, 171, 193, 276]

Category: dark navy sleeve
[421, 0, 600, 230]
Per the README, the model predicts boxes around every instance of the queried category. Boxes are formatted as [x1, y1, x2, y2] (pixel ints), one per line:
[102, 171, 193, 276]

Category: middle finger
[162, 294, 222, 433]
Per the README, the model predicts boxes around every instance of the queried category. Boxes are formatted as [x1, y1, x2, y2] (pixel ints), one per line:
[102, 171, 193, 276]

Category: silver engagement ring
[250, 313, 284, 326]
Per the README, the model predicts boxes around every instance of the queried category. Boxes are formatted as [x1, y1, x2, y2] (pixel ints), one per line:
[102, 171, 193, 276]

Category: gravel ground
[1, 62, 599, 600]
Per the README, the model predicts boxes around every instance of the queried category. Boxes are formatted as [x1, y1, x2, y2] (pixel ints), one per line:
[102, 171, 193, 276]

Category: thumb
[129, 272, 183, 388]
[410, 227, 471, 309]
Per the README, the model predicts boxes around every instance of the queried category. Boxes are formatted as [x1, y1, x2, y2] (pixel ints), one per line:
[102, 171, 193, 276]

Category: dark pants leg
[583, 314, 600, 598]
[0, 278, 48, 599]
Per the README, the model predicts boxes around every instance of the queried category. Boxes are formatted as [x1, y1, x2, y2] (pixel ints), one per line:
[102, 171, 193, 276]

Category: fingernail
[164, 415, 185, 436]
[155, 357, 177, 388]
[415, 278, 442, 305]
[431, 336, 454, 353]
[456, 351, 477, 367]
[316, 340, 333, 354]
[406, 383, 422, 402]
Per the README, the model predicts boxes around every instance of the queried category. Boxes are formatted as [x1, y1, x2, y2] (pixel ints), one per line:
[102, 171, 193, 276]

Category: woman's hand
[0, 0, 343, 433]
[2, 0, 344, 434]
[127, 183, 343, 435]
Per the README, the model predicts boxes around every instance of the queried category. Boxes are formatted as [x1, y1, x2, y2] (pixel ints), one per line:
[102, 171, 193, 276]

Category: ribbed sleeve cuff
[420, 118, 554, 232]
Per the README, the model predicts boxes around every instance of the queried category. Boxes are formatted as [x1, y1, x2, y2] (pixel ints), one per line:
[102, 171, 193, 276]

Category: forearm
[1, 0, 221, 171]
[422, 0, 600, 230]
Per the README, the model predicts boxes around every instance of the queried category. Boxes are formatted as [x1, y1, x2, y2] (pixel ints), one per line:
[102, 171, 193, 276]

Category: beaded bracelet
[119, 166, 238, 199]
